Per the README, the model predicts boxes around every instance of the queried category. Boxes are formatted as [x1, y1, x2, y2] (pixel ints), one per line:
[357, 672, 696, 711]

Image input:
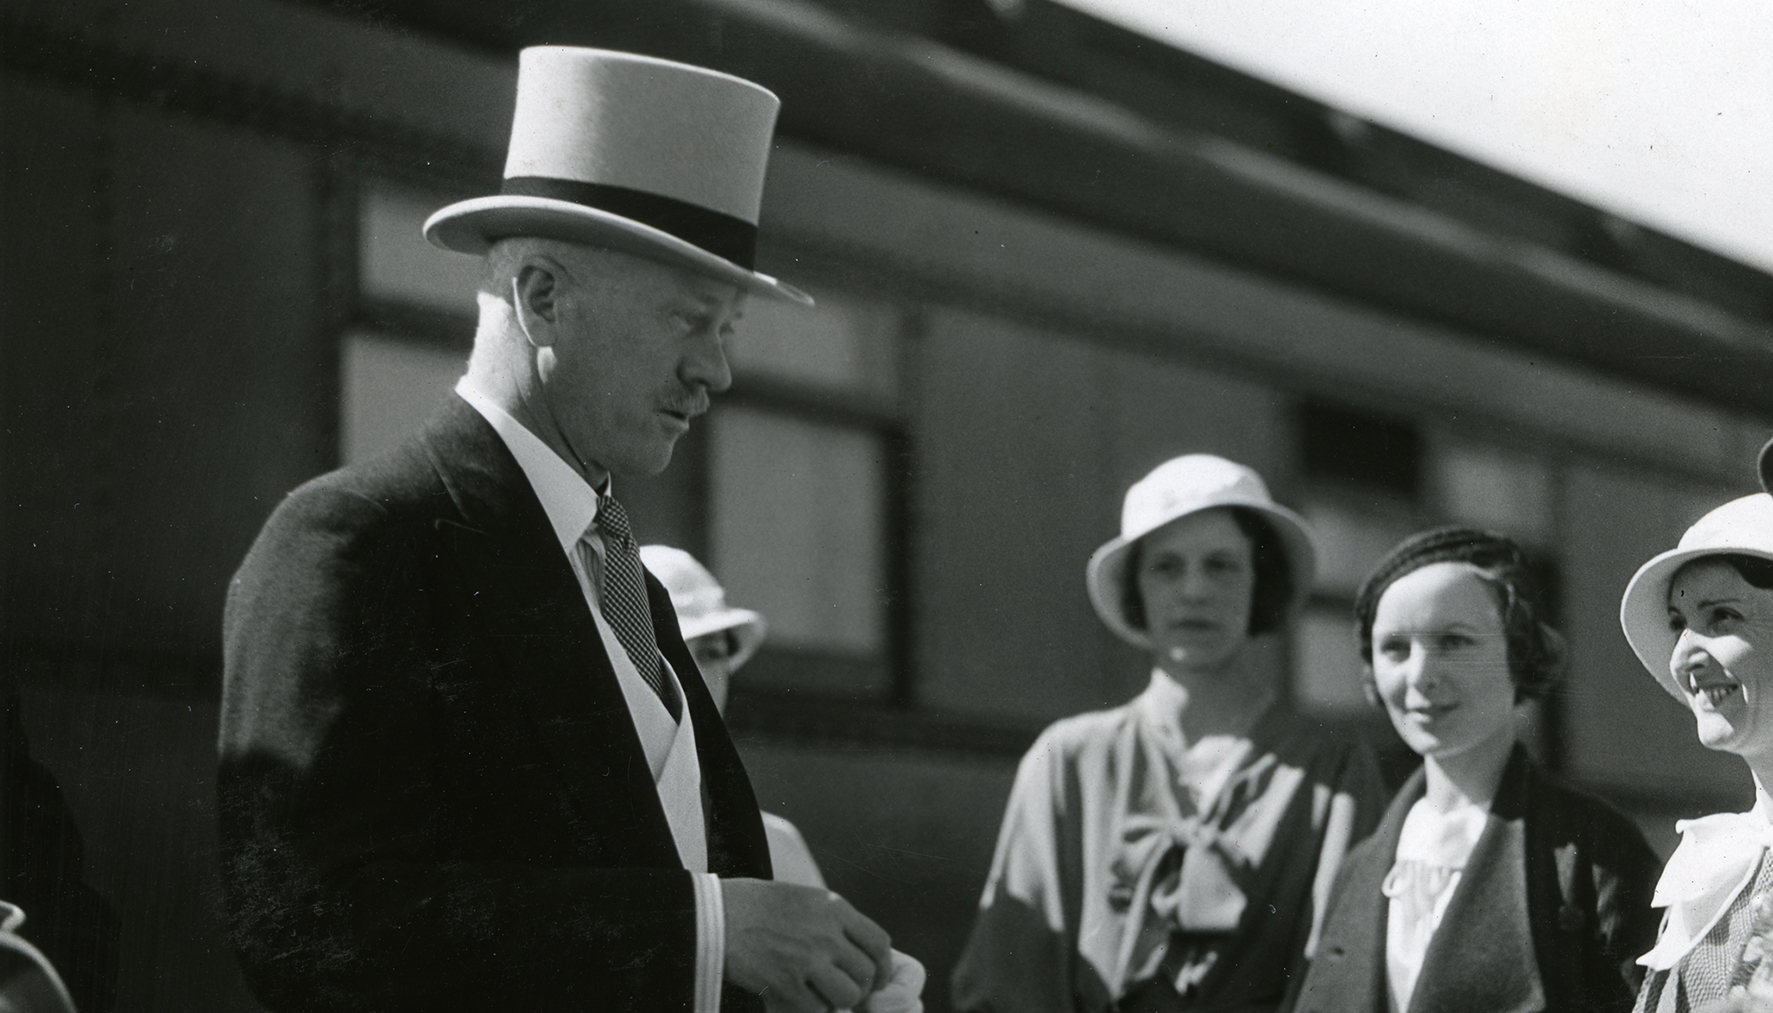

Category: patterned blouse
[1637, 853, 1773, 1013]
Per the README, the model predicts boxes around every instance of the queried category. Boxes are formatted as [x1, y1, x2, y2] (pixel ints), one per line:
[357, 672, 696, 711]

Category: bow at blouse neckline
[1640, 808, 1773, 971]
[1109, 811, 1255, 986]
[1105, 672, 1276, 996]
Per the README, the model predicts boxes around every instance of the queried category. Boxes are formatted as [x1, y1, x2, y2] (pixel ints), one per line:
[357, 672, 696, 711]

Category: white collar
[455, 377, 601, 551]
[1135, 669, 1256, 812]
[1395, 795, 1490, 866]
[1639, 806, 1773, 970]
[1135, 668, 1190, 743]
[1134, 668, 1270, 747]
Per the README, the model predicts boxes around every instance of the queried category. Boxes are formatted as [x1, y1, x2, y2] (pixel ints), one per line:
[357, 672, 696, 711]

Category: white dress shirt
[456, 379, 725, 1012]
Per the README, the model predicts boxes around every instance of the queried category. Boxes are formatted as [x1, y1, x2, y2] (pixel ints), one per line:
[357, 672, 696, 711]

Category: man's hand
[722, 878, 893, 1013]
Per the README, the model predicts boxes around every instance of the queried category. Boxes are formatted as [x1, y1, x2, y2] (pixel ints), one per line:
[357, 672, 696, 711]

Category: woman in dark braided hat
[1291, 528, 1659, 1013]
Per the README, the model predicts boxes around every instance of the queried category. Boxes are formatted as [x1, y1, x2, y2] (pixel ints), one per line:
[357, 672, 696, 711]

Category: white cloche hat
[1086, 454, 1316, 648]
[426, 47, 811, 305]
[1620, 494, 1773, 702]
[639, 545, 766, 671]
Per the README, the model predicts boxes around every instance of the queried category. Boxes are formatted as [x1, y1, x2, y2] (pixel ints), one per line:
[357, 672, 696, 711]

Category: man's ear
[512, 257, 564, 345]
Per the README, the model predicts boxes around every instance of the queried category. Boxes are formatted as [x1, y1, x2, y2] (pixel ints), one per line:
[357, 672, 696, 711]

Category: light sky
[1057, 0, 1773, 275]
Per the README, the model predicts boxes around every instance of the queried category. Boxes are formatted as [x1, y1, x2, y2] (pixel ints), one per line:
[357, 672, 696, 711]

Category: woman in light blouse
[954, 454, 1387, 1013]
[640, 544, 927, 1013]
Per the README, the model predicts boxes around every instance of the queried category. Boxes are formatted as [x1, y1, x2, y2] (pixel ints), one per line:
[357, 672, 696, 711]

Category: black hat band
[501, 176, 759, 270]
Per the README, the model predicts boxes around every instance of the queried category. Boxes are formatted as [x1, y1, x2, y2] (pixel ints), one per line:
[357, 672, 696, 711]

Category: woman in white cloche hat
[952, 454, 1387, 1013]
[640, 544, 831, 892]
[639, 545, 767, 714]
[640, 546, 928, 1013]
[1621, 487, 1773, 1013]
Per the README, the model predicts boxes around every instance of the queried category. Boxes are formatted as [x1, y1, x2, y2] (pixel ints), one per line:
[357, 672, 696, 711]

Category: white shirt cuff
[693, 872, 725, 1013]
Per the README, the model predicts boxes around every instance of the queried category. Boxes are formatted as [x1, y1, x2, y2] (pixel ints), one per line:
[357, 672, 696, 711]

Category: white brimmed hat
[1086, 454, 1316, 648]
[1620, 494, 1773, 701]
[639, 545, 766, 670]
[425, 47, 811, 306]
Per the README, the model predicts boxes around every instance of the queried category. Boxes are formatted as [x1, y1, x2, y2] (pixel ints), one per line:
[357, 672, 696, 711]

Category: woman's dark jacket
[1288, 747, 1661, 1013]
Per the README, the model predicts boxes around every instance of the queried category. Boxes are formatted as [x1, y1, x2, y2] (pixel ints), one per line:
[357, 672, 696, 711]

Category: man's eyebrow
[674, 290, 742, 314]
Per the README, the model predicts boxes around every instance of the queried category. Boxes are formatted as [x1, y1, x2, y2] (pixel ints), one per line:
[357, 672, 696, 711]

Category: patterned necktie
[589, 492, 681, 721]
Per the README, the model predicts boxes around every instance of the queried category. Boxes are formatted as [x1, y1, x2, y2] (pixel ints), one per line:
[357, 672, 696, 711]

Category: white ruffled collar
[1639, 801, 1773, 971]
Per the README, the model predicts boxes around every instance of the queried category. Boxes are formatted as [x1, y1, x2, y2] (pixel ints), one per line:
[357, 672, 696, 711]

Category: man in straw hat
[217, 47, 892, 1013]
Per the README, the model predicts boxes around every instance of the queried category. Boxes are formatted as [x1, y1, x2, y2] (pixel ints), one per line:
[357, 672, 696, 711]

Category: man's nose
[682, 326, 733, 393]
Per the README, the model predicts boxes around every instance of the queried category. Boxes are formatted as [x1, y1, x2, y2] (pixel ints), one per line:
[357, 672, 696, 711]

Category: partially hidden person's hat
[425, 46, 811, 305]
[1620, 493, 1773, 701]
[1758, 436, 1773, 494]
[639, 545, 766, 670]
[1086, 454, 1316, 648]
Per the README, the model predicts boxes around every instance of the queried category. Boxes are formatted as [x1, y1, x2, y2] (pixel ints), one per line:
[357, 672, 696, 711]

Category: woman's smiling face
[1370, 562, 1518, 762]
[1667, 558, 1773, 758]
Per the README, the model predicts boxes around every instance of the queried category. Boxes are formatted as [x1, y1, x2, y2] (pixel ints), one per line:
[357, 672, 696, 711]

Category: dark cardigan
[1288, 747, 1661, 1013]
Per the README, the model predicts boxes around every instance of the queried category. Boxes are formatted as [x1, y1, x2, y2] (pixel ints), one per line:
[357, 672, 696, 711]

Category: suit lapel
[422, 399, 680, 864]
[1407, 751, 1544, 1013]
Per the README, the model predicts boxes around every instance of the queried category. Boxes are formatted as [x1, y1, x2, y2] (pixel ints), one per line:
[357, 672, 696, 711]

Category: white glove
[846, 949, 925, 1013]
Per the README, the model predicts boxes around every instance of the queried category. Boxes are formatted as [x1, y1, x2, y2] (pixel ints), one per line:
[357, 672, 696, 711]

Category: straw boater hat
[425, 46, 811, 305]
[639, 545, 766, 670]
[1620, 494, 1773, 701]
[1086, 454, 1316, 648]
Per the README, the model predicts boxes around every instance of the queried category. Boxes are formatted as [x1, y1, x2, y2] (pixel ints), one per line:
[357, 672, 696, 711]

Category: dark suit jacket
[217, 397, 771, 1012]
[1289, 748, 1660, 1013]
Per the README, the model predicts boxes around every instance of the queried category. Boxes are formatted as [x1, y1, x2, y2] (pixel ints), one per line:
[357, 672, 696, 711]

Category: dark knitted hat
[1353, 527, 1564, 698]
